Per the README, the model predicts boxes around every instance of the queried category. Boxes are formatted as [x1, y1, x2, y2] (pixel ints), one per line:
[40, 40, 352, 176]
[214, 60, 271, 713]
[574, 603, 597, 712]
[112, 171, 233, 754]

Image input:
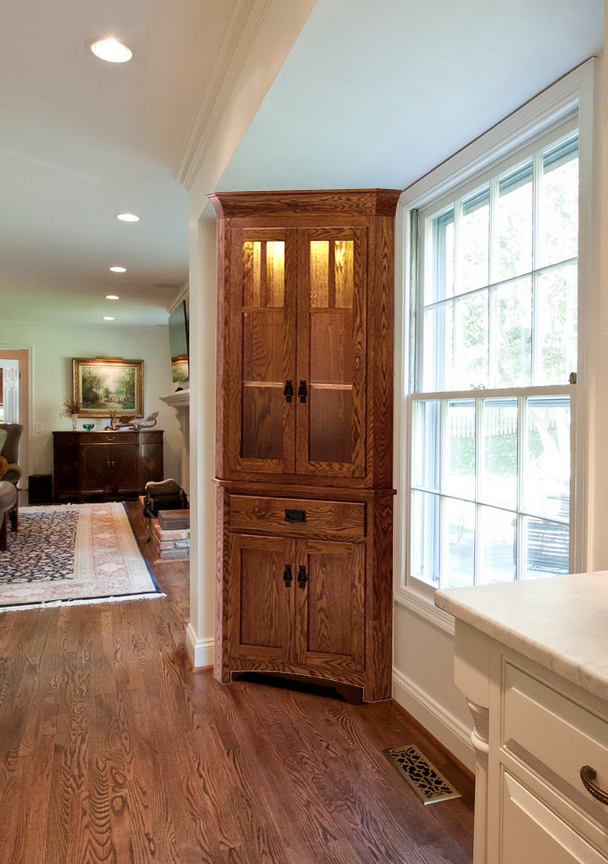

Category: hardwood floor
[0, 501, 473, 863]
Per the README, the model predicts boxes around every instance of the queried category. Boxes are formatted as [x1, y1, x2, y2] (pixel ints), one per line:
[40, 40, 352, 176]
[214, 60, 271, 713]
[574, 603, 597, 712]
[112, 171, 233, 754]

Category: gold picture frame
[72, 357, 144, 418]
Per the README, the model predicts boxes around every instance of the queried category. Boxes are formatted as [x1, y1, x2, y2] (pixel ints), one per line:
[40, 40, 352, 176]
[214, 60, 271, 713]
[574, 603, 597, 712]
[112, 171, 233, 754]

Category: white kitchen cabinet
[436, 573, 608, 864]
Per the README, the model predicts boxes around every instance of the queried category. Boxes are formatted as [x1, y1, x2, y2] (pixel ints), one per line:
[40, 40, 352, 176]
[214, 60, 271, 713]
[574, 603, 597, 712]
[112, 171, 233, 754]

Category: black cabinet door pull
[298, 380, 308, 403]
[285, 509, 306, 523]
[283, 564, 293, 587]
[284, 380, 293, 403]
[297, 565, 307, 588]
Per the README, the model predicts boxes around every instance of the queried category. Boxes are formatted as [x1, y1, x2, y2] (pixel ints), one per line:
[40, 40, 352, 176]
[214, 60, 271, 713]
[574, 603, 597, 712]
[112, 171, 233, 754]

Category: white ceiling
[220, 0, 604, 192]
[0, 0, 604, 329]
[0, 0, 241, 327]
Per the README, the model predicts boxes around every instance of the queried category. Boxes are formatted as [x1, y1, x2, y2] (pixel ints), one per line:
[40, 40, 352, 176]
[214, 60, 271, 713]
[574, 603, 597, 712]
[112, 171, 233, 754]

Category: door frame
[0, 348, 30, 487]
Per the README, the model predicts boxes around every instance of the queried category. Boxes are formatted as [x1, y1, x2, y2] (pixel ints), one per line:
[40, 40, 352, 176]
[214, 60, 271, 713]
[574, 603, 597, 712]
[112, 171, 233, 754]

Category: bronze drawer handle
[580, 766, 608, 805]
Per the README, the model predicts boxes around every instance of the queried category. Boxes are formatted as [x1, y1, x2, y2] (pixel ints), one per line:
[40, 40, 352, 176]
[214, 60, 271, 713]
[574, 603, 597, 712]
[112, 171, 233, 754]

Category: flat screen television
[169, 300, 189, 385]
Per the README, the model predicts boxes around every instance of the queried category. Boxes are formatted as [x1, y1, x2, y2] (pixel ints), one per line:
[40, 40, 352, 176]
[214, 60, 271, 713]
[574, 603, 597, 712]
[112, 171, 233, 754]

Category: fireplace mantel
[160, 389, 190, 492]
[160, 388, 190, 409]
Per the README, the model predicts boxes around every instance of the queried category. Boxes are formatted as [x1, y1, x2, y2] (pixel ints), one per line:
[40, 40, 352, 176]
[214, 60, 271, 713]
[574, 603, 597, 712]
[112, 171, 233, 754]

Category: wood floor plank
[0, 501, 474, 864]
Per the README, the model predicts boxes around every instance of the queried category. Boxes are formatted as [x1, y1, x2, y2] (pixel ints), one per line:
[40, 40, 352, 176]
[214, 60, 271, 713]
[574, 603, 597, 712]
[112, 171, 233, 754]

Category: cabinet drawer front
[500, 770, 608, 863]
[503, 663, 608, 814]
[229, 495, 365, 539]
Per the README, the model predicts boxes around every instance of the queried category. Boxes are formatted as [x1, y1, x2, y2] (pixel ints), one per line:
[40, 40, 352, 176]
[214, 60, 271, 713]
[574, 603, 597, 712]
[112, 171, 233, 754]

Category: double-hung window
[400, 65, 594, 596]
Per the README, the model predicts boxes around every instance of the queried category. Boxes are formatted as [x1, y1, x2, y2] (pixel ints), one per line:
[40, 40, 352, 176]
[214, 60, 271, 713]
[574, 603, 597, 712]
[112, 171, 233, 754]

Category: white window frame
[393, 59, 599, 633]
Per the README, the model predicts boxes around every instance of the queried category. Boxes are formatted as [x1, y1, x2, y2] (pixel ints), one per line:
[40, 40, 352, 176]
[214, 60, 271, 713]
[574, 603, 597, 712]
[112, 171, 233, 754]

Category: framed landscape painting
[73, 357, 144, 418]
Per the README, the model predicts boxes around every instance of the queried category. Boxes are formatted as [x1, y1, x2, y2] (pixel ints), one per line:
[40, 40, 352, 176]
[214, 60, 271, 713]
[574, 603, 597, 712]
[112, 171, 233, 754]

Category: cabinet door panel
[228, 535, 293, 664]
[500, 771, 606, 863]
[81, 444, 111, 491]
[295, 539, 365, 673]
[112, 444, 139, 491]
[230, 229, 297, 475]
[297, 228, 366, 477]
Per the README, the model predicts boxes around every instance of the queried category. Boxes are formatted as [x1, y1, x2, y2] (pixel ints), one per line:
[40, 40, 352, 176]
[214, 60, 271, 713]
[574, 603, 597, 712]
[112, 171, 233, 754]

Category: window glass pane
[412, 400, 440, 491]
[427, 209, 454, 303]
[422, 303, 453, 392]
[453, 292, 488, 390]
[524, 517, 569, 578]
[538, 139, 578, 269]
[410, 490, 440, 587]
[334, 240, 354, 307]
[479, 398, 517, 509]
[536, 262, 577, 385]
[444, 498, 475, 589]
[459, 188, 489, 292]
[242, 241, 285, 307]
[523, 396, 570, 520]
[495, 161, 533, 282]
[479, 506, 516, 584]
[496, 277, 532, 388]
[445, 400, 475, 499]
[310, 241, 329, 307]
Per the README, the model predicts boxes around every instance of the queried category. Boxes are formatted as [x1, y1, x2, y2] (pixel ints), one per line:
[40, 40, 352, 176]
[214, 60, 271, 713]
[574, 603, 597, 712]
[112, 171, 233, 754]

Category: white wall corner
[186, 623, 214, 668]
[392, 667, 475, 772]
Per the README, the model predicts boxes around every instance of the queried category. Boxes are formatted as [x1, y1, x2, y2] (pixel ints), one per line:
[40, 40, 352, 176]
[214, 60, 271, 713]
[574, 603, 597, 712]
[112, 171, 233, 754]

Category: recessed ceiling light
[89, 38, 132, 63]
[116, 213, 139, 222]
[109, 266, 126, 273]
[105, 295, 120, 300]
[103, 316, 115, 321]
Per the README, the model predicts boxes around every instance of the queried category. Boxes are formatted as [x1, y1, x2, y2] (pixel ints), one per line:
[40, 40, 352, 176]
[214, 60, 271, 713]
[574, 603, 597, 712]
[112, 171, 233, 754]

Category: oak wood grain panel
[363, 494, 394, 703]
[367, 214, 396, 489]
[296, 539, 365, 673]
[208, 188, 402, 219]
[228, 494, 365, 540]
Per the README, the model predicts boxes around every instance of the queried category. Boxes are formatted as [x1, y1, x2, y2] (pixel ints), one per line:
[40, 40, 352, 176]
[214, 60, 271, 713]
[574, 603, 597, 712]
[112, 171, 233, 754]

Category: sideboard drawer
[229, 495, 365, 540]
[502, 662, 608, 816]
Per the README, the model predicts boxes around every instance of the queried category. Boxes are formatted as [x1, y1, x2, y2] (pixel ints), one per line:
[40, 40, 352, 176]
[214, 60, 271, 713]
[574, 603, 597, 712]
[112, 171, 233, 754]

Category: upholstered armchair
[0, 423, 23, 486]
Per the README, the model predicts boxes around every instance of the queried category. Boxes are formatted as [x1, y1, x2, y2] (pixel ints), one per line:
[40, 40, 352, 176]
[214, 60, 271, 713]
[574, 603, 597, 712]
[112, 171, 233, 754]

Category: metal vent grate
[383, 744, 462, 805]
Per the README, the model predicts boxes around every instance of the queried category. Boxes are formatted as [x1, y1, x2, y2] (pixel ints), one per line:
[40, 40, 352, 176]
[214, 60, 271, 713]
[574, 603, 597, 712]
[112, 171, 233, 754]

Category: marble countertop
[435, 572, 608, 703]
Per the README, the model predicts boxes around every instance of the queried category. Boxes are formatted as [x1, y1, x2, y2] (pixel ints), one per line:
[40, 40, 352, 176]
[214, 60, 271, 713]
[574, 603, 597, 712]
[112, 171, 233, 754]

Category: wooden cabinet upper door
[296, 227, 367, 478]
[227, 534, 293, 666]
[228, 228, 297, 476]
[293, 539, 365, 675]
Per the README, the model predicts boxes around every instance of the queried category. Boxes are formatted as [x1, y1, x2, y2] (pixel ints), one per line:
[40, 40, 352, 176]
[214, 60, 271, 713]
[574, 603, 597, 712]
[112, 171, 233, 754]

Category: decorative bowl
[82, 423, 95, 431]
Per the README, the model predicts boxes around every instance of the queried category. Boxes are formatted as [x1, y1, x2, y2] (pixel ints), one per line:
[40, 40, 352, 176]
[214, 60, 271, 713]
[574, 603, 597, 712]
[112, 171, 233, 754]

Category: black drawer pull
[285, 509, 306, 523]
[580, 766, 608, 806]
[297, 565, 307, 588]
[283, 564, 293, 588]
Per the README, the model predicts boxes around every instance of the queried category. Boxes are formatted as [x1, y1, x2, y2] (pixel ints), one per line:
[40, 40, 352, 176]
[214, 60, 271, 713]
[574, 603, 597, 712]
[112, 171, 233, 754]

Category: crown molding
[174, 0, 272, 190]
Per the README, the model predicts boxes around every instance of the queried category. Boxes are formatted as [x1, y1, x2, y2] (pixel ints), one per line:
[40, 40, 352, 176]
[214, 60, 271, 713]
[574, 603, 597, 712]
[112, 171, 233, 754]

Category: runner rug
[0, 502, 163, 610]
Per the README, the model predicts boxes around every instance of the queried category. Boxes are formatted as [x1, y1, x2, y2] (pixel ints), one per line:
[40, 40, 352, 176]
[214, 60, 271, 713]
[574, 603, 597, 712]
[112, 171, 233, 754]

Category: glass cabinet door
[232, 229, 296, 473]
[296, 228, 366, 477]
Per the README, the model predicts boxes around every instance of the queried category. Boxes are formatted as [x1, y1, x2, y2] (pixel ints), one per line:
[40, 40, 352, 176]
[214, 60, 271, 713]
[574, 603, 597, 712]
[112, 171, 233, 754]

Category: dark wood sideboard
[53, 430, 164, 501]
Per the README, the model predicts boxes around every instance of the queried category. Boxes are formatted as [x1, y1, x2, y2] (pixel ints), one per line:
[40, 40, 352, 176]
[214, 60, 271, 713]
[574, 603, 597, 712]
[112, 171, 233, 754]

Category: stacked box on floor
[140, 498, 190, 561]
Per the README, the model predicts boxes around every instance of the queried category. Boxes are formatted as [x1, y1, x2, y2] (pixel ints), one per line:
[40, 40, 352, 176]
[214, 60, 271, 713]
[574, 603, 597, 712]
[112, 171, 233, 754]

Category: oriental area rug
[0, 502, 163, 610]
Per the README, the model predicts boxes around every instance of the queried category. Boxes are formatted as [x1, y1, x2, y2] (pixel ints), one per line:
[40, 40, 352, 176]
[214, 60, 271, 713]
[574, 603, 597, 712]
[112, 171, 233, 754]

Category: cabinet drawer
[503, 663, 608, 815]
[229, 495, 365, 540]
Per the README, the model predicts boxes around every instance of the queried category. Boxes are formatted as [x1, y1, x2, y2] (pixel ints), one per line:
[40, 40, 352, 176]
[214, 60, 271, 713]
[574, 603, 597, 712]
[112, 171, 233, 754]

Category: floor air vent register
[383, 744, 462, 805]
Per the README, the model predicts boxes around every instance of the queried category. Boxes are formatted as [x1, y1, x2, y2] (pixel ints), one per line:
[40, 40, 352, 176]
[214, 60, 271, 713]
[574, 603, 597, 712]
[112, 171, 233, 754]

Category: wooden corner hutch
[209, 188, 401, 702]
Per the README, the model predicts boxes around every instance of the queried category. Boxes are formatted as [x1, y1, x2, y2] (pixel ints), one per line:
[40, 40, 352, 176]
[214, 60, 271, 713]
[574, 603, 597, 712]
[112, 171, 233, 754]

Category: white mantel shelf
[160, 389, 190, 409]
[436, 571, 608, 703]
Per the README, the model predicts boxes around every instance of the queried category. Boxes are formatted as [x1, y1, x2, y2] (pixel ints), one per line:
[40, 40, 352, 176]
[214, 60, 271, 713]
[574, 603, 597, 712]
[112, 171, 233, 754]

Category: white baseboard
[185, 623, 214, 668]
[392, 667, 475, 772]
